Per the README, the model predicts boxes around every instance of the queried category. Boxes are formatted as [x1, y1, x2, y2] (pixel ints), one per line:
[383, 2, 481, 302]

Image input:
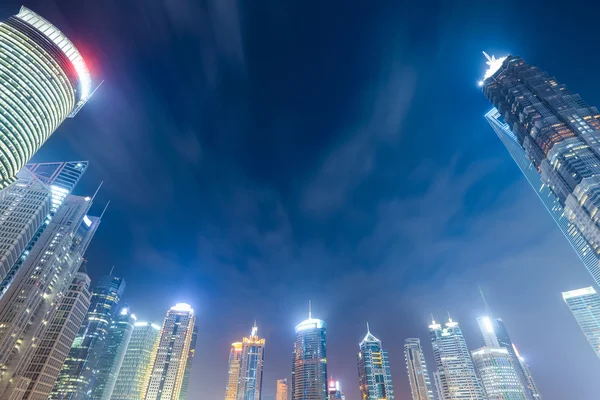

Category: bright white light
[151, 323, 161, 330]
[483, 51, 507, 80]
[120, 308, 129, 315]
[171, 303, 193, 312]
[478, 80, 484, 87]
[83, 216, 92, 227]
[295, 318, 325, 332]
[131, 314, 137, 320]
[482, 316, 494, 334]
[134, 321, 149, 327]
[562, 286, 596, 300]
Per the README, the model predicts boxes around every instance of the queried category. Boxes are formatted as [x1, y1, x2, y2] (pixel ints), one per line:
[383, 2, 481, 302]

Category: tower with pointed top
[357, 324, 394, 400]
[291, 305, 327, 400]
[237, 322, 266, 400]
[429, 317, 485, 400]
[404, 338, 433, 400]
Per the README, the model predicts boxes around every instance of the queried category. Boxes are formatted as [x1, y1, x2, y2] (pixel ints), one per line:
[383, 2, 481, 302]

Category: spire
[100, 200, 111, 219]
[251, 320, 258, 337]
[483, 51, 492, 62]
[92, 181, 103, 201]
[308, 300, 312, 319]
[447, 311, 452, 323]
[431, 314, 436, 324]
[479, 284, 492, 316]
[109, 265, 114, 275]
[366, 321, 370, 333]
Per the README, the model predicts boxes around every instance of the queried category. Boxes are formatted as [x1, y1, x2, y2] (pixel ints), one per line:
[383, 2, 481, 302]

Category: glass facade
[357, 326, 394, 400]
[225, 343, 243, 400]
[51, 275, 126, 400]
[429, 318, 485, 400]
[472, 348, 526, 400]
[291, 315, 327, 400]
[404, 338, 433, 400]
[0, 7, 92, 188]
[482, 56, 600, 286]
[276, 379, 287, 400]
[178, 324, 198, 400]
[111, 321, 160, 400]
[237, 324, 265, 400]
[562, 287, 600, 358]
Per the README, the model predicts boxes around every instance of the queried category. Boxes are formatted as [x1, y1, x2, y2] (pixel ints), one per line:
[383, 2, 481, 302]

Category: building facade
[237, 323, 265, 400]
[111, 321, 160, 400]
[291, 311, 327, 400]
[145, 304, 195, 400]
[404, 338, 433, 400]
[225, 343, 243, 400]
[90, 306, 136, 400]
[0, 7, 92, 188]
[51, 275, 127, 400]
[357, 325, 394, 400]
[276, 379, 287, 400]
[179, 324, 198, 400]
[481, 54, 600, 285]
[471, 347, 525, 400]
[562, 287, 600, 358]
[327, 380, 344, 400]
[0, 194, 101, 400]
[429, 318, 485, 400]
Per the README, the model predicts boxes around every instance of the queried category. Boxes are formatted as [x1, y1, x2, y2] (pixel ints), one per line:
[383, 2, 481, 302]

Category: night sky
[2, 0, 600, 399]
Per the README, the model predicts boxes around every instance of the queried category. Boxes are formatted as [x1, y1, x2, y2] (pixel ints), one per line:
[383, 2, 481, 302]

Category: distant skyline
[1, 1, 600, 400]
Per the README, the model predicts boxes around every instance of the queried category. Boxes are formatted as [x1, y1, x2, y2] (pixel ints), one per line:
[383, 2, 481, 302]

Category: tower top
[482, 51, 508, 80]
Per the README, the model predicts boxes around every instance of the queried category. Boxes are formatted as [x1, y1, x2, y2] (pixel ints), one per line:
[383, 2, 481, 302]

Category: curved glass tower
[291, 308, 327, 400]
[0, 7, 92, 188]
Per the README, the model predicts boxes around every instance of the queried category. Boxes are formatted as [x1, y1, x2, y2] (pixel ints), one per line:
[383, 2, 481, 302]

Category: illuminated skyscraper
[179, 324, 198, 400]
[0, 194, 101, 400]
[111, 321, 160, 400]
[145, 304, 195, 400]
[18, 272, 92, 400]
[471, 347, 525, 400]
[357, 325, 394, 400]
[404, 338, 433, 400]
[276, 379, 287, 400]
[91, 306, 136, 400]
[0, 7, 94, 189]
[481, 54, 600, 285]
[291, 306, 327, 400]
[429, 317, 485, 400]
[327, 380, 344, 400]
[237, 323, 265, 400]
[51, 275, 126, 400]
[562, 287, 600, 358]
[225, 343, 243, 400]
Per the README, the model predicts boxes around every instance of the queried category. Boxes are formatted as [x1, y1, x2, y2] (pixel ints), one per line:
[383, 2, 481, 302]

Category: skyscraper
[0, 193, 101, 400]
[404, 338, 433, 400]
[145, 304, 195, 400]
[51, 275, 127, 400]
[111, 321, 160, 400]
[562, 287, 600, 358]
[481, 54, 600, 285]
[291, 306, 327, 400]
[91, 306, 136, 400]
[237, 323, 265, 400]
[0, 7, 93, 189]
[471, 347, 526, 400]
[327, 380, 344, 400]
[276, 379, 287, 400]
[357, 325, 394, 400]
[429, 317, 485, 400]
[179, 324, 198, 400]
[18, 272, 92, 400]
[225, 343, 243, 400]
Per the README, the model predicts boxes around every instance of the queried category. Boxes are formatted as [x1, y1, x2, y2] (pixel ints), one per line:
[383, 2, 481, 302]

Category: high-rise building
[145, 304, 195, 400]
[91, 306, 136, 400]
[471, 347, 526, 400]
[111, 321, 161, 400]
[276, 379, 287, 400]
[0, 193, 101, 400]
[0, 161, 87, 295]
[0, 7, 93, 189]
[357, 325, 394, 400]
[179, 324, 198, 400]
[291, 307, 327, 400]
[237, 323, 265, 400]
[481, 54, 600, 285]
[562, 287, 600, 358]
[18, 272, 92, 400]
[51, 275, 127, 400]
[225, 343, 243, 400]
[429, 317, 485, 400]
[404, 338, 433, 400]
[327, 380, 344, 400]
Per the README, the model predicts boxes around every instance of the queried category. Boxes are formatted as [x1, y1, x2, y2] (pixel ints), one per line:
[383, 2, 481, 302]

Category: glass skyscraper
[562, 287, 600, 358]
[145, 303, 195, 400]
[481, 54, 600, 285]
[276, 379, 287, 400]
[225, 342, 243, 400]
[357, 325, 394, 400]
[237, 323, 265, 400]
[429, 317, 485, 400]
[51, 275, 127, 400]
[404, 338, 433, 400]
[471, 347, 526, 400]
[90, 306, 136, 400]
[0, 7, 93, 188]
[111, 321, 161, 400]
[179, 324, 198, 400]
[291, 309, 327, 400]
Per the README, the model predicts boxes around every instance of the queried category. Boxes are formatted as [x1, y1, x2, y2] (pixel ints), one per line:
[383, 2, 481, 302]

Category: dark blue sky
[2, 0, 600, 399]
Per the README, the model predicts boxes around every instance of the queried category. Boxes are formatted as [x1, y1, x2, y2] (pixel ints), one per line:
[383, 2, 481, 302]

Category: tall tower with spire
[357, 324, 394, 400]
[237, 322, 266, 400]
[292, 303, 327, 400]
